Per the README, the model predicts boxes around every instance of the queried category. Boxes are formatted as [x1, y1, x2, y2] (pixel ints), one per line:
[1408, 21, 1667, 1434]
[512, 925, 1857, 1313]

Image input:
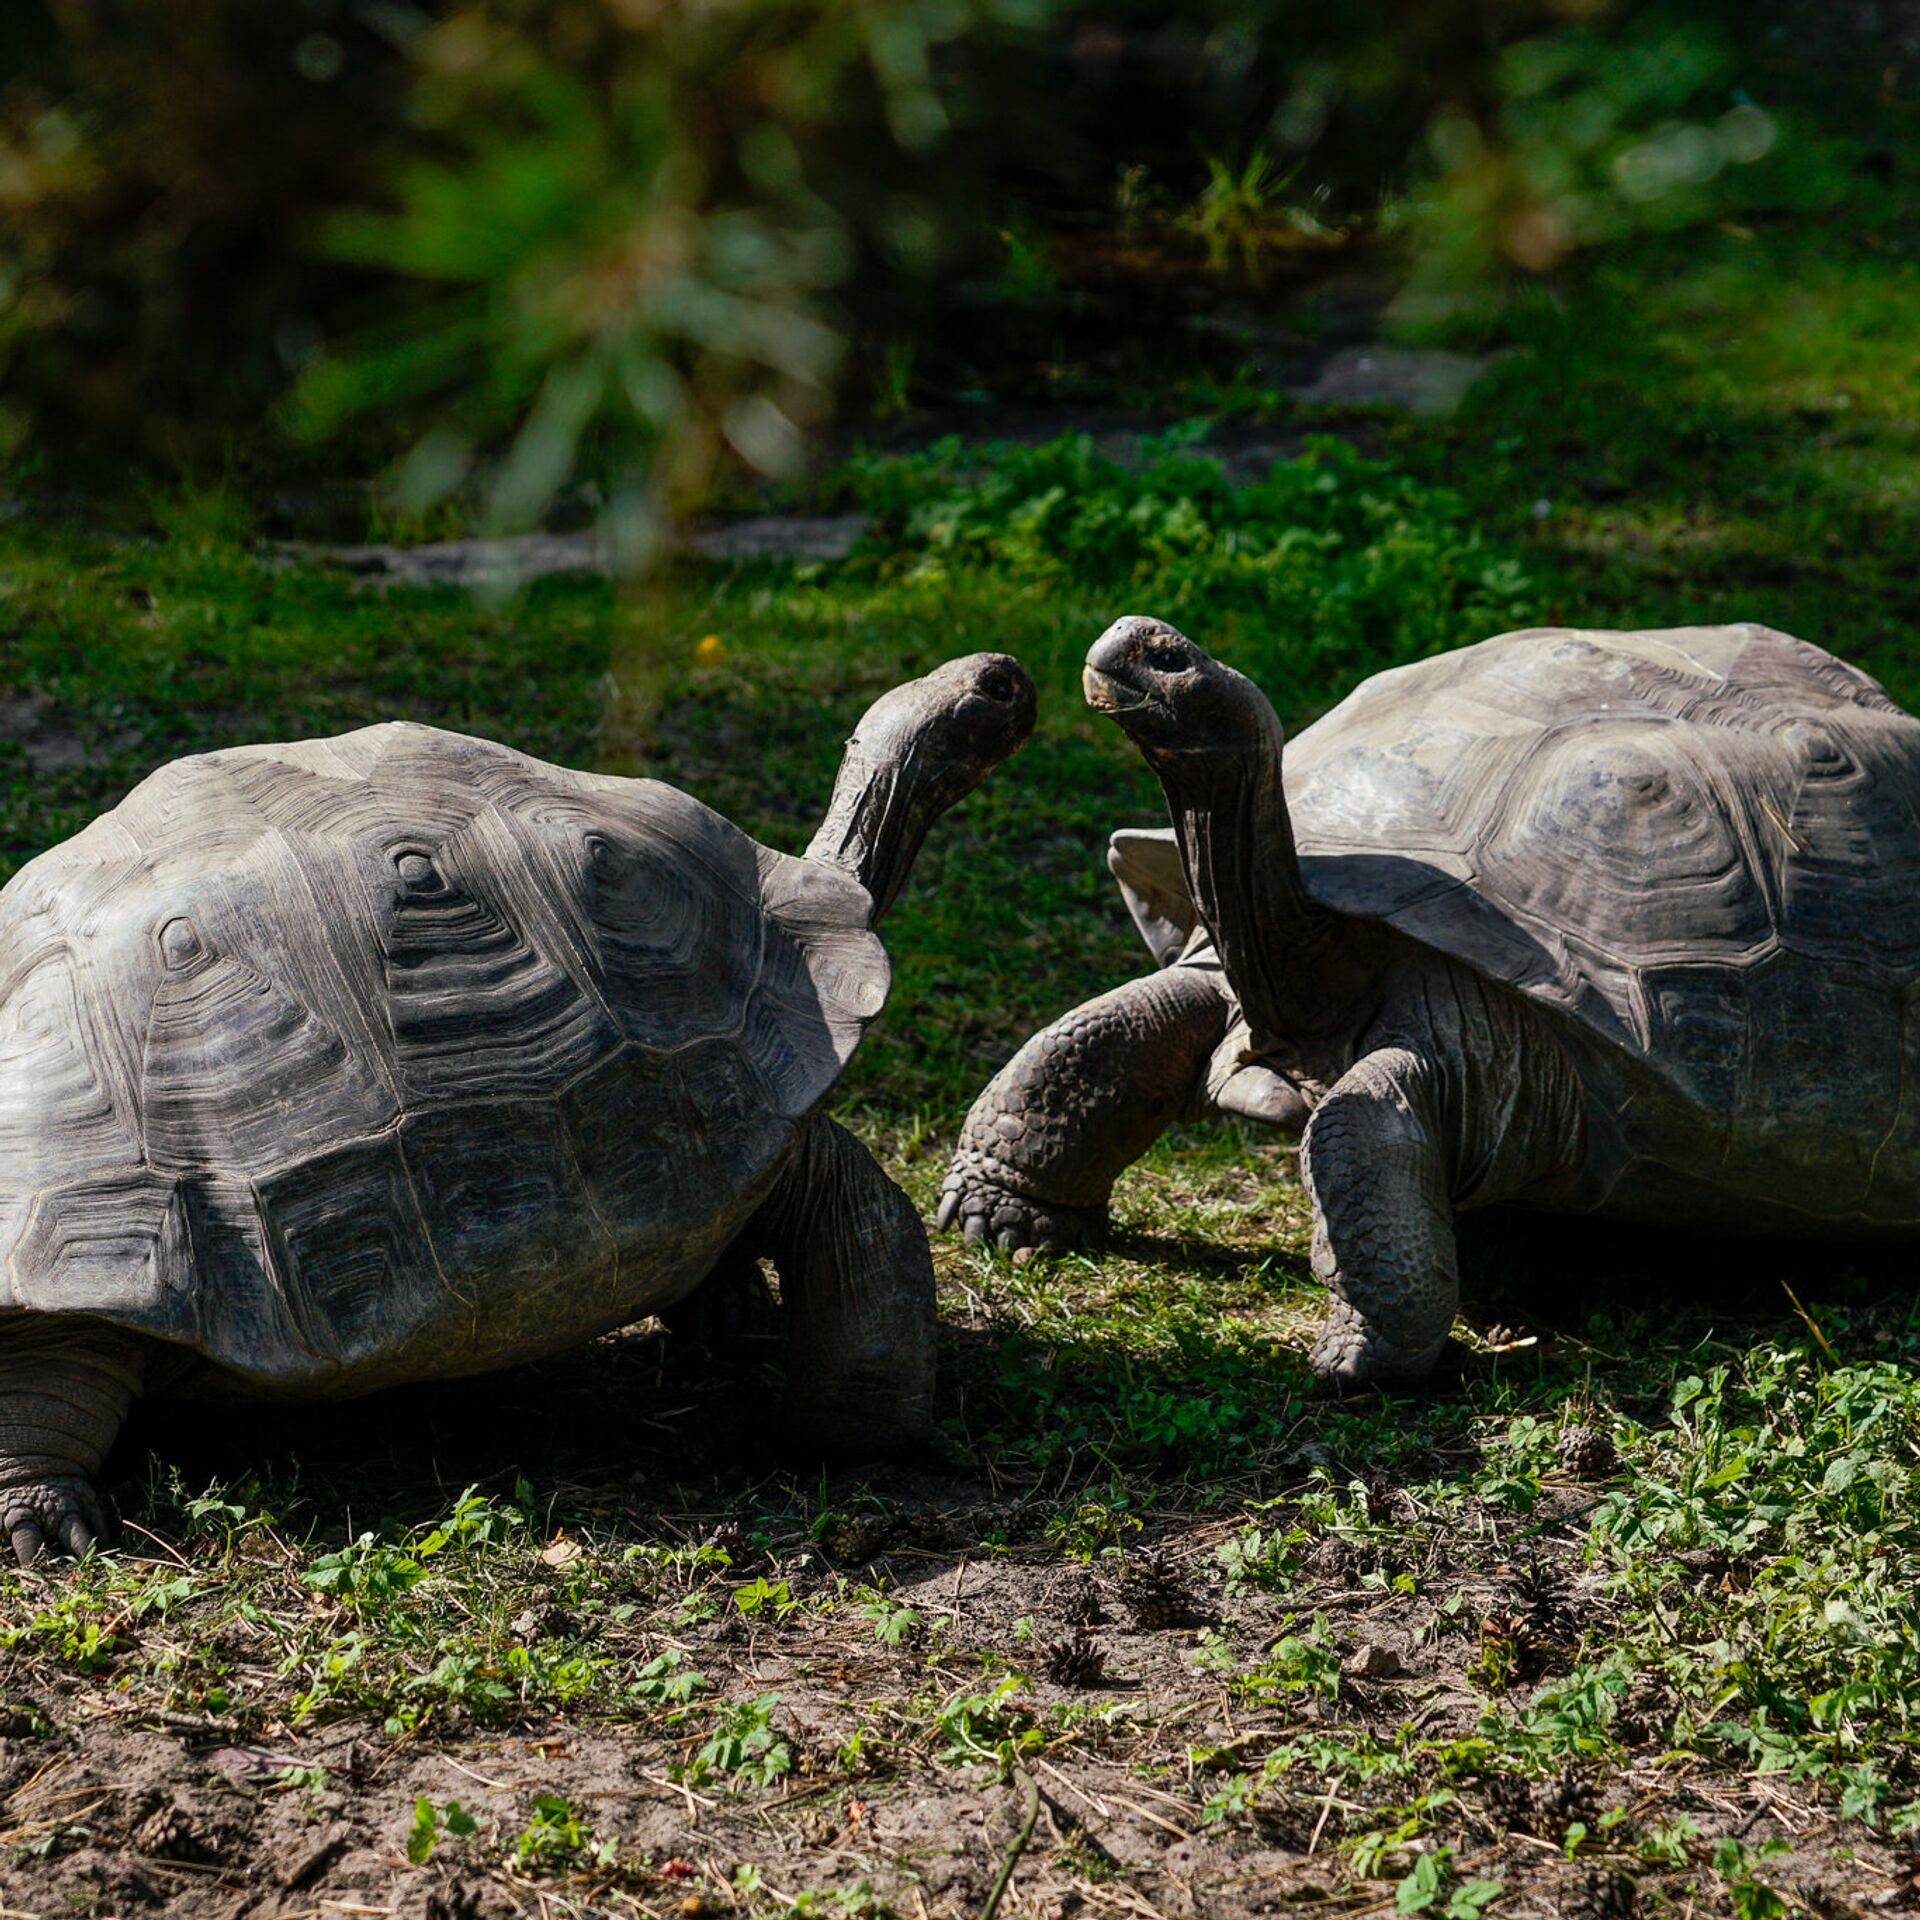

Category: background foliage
[1, 0, 1893, 538]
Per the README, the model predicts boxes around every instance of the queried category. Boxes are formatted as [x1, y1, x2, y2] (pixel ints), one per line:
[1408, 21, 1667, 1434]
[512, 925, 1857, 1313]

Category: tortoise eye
[1144, 643, 1187, 672]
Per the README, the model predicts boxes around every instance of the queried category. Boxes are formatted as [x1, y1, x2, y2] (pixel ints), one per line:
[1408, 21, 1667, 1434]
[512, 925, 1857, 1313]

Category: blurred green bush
[0, 1, 1895, 541]
[287, 0, 1055, 561]
[1399, 3, 1859, 309]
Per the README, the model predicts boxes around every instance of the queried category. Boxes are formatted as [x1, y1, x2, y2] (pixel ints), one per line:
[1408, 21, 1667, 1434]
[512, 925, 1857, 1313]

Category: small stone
[1011, 1245, 1036, 1268]
[281, 1824, 349, 1889]
[1343, 1642, 1402, 1678]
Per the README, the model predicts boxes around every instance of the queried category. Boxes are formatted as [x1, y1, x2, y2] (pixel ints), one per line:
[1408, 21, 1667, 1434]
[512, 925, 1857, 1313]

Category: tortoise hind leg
[0, 1320, 146, 1564]
[752, 1117, 934, 1457]
[659, 1245, 775, 1358]
[937, 963, 1234, 1253]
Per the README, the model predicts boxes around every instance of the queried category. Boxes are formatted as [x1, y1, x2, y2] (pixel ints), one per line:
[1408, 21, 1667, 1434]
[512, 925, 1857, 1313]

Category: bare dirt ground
[4, 1261, 1916, 1920]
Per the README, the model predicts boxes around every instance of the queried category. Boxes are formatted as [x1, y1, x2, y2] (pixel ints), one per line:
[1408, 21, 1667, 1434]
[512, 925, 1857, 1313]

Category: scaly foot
[935, 1156, 1104, 1254]
[4, 1473, 110, 1566]
[1307, 1299, 1446, 1390]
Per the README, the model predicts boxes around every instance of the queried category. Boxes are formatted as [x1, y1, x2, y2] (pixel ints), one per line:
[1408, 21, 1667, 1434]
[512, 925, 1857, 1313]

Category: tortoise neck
[1155, 720, 1346, 1052]
[806, 735, 952, 927]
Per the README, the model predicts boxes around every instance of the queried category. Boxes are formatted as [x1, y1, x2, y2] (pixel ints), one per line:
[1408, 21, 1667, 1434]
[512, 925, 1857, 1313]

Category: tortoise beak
[1083, 664, 1153, 715]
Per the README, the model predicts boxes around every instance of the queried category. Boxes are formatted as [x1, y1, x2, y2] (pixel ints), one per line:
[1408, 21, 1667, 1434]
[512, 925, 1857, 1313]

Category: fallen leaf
[539, 1533, 582, 1568]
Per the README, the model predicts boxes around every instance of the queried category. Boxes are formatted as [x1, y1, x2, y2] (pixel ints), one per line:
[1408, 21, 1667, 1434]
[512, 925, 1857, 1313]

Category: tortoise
[939, 617, 1920, 1382]
[0, 652, 1034, 1562]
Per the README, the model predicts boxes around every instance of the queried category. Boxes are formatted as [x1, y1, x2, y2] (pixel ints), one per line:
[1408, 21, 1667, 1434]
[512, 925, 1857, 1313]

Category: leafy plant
[1393, 1846, 1504, 1917]
[1182, 151, 1336, 278]
[689, 1693, 793, 1789]
[733, 1576, 801, 1622]
[858, 1598, 923, 1646]
[1217, 1523, 1302, 1596]
[1712, 1837, 1794, 1920]
[405, 1797, 478, 1864]
[512, 1794, 612, 1872]
[1235, 1628, 1342, 1706]
[933, 1678, 1043, 1777]
[289, 0, 1046, 561]
[840, 429, 1534, 714]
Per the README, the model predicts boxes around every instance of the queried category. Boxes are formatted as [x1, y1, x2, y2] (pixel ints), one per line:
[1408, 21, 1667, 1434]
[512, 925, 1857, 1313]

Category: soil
[1, 1317, 1912, 1920]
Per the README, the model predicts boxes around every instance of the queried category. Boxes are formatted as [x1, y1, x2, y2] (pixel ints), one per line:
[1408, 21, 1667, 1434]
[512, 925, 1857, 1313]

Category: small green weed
[512, 1794, 613, 1872]
[689, 1693, 793, 1790]
[932, 1678, 1043, 1777]
[1392, 1846, 1503, 1917]
[857, 1598, 922, 1646]
[405, 1797, 478, 1864]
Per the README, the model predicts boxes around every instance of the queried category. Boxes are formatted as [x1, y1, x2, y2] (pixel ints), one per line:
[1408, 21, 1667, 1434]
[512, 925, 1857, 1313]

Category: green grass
[4, 162, 1920, 1916]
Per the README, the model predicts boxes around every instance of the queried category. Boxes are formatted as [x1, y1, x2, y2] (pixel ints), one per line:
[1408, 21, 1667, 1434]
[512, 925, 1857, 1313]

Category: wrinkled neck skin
[807, 733, 969, 927]
[1152, 725, 1377, 1077]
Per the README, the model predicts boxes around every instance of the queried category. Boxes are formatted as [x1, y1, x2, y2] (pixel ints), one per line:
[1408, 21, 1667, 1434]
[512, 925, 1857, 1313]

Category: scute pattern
[0, 721, 888, 1385]
[1284, 625, 1920, 1113]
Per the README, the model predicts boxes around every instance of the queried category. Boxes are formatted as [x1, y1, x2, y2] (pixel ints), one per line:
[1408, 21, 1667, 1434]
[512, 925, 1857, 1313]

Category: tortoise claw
[937, 1168, 1100, 1258]
[4, 1476, 109, 1567]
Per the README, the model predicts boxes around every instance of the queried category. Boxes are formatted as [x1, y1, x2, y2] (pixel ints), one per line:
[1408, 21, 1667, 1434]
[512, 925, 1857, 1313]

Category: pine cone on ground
[1041, 1628, 1109, 1689]
[821, 1513, 893, 1562]
[1119, 1548, 1207, 1630]
[1556, 1424, 1618, 1479]
[1507, 1557, 1578, 1647]
[1483, 1772, 1533, 1833]
[1482, 1765, 1600, 1839]
[1539, 1764, 1601, 1837]
[133, 1805, 209, 1862]
[1477, 1607, 1545, 1687]
[1051, 1571, 1105, 1626]
[1562, 1868, 1639, 1919]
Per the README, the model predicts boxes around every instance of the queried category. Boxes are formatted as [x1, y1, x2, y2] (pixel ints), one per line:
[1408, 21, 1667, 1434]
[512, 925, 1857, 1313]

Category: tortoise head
[1086, 616, 1339, 1052]
[808, 652, 1036, 924]
[850, 652, 1036, 798]
[1083, 616, 1282, 776]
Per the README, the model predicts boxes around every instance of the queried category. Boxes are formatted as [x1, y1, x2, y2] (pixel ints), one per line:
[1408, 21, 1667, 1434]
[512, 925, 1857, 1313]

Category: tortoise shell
[1284, 624, 1920, 1062]
[1115, 625, 1920, 1217]
[0, 722, 886, 1391]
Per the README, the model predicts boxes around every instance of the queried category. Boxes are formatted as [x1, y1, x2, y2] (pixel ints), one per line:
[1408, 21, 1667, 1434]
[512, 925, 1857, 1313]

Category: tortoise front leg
[1299, 1047, 1460, 1388]
[0, 1320, 146, 1564]
[937, 963, 1234, 1253]
[753, 1117, 935, 1457]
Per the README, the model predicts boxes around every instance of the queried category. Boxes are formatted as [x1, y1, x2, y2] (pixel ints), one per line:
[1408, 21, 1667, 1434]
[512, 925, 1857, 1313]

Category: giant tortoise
[939, 619, 1920, 1382]
[0, 653, 1034, 1561]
